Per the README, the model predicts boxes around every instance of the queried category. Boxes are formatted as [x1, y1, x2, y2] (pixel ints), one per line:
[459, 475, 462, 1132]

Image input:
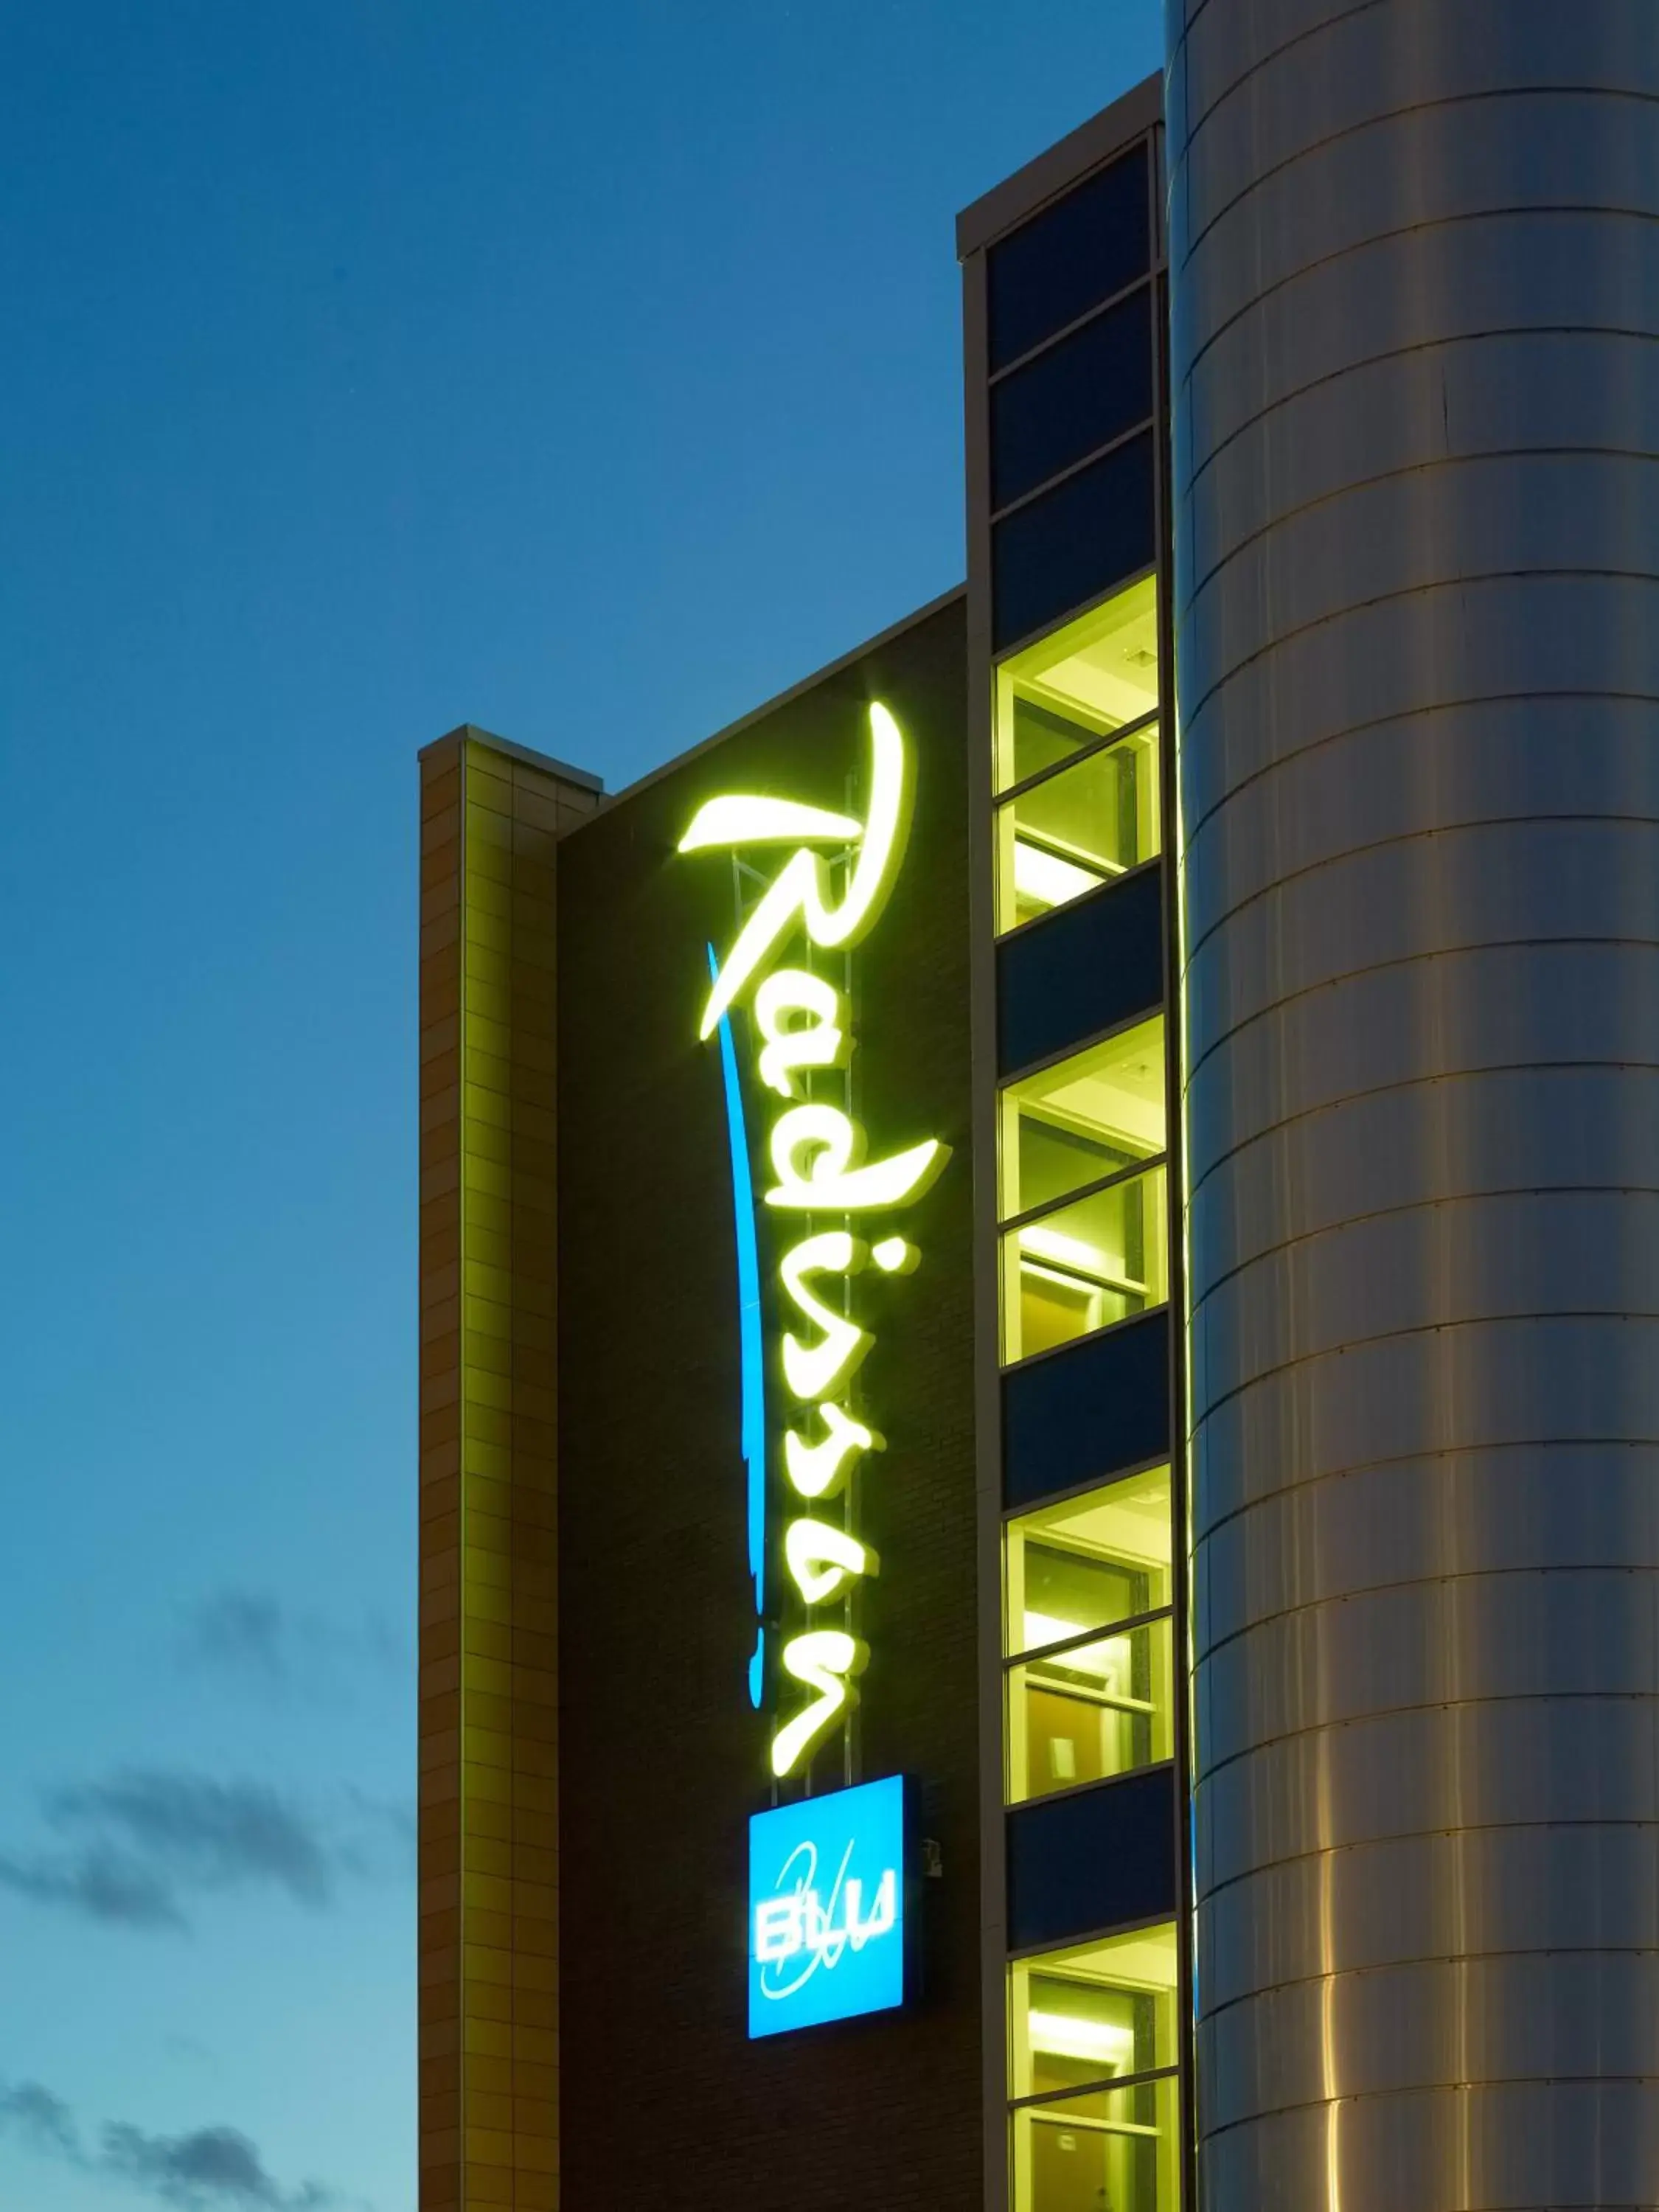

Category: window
[1004, 1467, 1174, 1805]
[1009, 1923, 1180, 2211]
[1001, 1016, 1165, 1216]
[1002, 1165, 1168, 1363]
[992, 436, 1158, 655]
[995, 576, 1161, 932]
[990, 284, 1154, 512]
[999, 1018, 1167, 1366]
[987, 145, 1152, 372]
[997, 868, 1164, 1080]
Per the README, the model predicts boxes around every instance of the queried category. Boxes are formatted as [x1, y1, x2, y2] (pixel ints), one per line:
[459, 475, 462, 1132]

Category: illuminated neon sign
[681, 703, 949, 1779]
[748, 1775, 908, 2037]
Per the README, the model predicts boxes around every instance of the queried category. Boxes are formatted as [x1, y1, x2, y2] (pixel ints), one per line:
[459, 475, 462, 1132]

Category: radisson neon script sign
[679, 703, 948, 1779]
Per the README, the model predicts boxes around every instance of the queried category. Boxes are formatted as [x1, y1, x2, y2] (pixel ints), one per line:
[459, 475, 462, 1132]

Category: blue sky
[0, 6, 1162, 2205]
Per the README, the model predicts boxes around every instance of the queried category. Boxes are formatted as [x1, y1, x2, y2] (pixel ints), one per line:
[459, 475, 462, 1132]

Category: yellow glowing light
[1018, 1221, 1109, 1274]
[1027, 2011, 1137, 2068]
[772, 1630, 866, 1778]
[1022, 1617, 1132, 1683]
[785, 1402, 877, 1499]
[1012, 838, 1105, 911]
[779, 1232, 870, 1400]
[754, 970, 847, 1099]
[765, 1103, 947, 1214]
[871, 1236, 915, 1274]
[682, 698, 952, 1786]
[678, 795, 862, 850]
[690, 703, 911, 1037]
[785, 1517, 875, 1604]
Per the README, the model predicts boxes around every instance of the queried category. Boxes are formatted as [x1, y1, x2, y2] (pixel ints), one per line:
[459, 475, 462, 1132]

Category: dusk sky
[0, 6, 1163, 2206]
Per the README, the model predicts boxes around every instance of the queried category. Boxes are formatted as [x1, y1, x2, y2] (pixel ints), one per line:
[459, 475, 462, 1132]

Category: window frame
[999, 1153, 1169, 1368]
[992, 562, 1161, 801]
[1006, 1921, 1183, 2211]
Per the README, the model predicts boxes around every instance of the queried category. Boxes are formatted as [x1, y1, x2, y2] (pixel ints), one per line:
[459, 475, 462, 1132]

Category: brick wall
[554, 598, 981, 2211]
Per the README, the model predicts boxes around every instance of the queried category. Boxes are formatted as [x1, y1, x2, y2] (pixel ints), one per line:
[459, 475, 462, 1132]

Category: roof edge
[599, 581, 967, 813]
[417, 723, 605, 792]
[956, 71, 1163, 262]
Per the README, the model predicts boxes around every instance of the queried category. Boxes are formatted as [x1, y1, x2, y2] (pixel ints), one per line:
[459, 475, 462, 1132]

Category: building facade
[418, 15, 1659, 2208]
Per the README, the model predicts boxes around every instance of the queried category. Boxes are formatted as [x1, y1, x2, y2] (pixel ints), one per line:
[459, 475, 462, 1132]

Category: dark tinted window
[992, 430, 1155, 653]
[998, 861, 1163, 1079]
[991, 284, 1153, 512]
[1004, 1307, 1170, 1507]
[988, 147, 1151, 372]
[1007, 1764, 1178, 1952]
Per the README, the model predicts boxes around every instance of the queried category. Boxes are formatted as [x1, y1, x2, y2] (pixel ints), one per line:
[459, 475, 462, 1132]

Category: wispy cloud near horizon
[175, 1588, 404, 1700]
[0, 2077, 347, 2209]
[0, 1767, 411, 1933]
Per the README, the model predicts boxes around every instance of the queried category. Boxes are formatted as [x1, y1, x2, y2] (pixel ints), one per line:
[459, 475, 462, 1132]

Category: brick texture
[554, 599, 981, 2210]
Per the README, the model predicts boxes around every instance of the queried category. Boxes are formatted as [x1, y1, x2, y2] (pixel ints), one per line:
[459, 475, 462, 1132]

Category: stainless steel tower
[1166, 5, 1659, 2205]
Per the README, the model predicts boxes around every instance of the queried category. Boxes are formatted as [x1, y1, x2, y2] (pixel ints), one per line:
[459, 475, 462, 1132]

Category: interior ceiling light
[1013, 839, 1102, 909]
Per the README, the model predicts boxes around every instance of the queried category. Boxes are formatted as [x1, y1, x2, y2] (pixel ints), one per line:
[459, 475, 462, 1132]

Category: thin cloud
[0, 1769, 410, 1933]
[175, 1588, 405, 1700]
[50, 1774, 335, 1905]
[181, 1593, 287, 1684]
[0, 2079, 80, 2160]
[0, 2079, 343, 2209]
[0, 1841, 184, 1930]
[102, 2120, 336, 2209]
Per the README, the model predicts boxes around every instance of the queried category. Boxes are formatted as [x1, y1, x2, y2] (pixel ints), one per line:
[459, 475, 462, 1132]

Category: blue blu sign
[748, 1775, 908, 2038]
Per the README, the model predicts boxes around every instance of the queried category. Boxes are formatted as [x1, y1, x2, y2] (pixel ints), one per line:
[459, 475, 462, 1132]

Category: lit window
[1000, 1015, 1164, 1219]
[1001, 1164, 1166, 1363]
[998, 1018, 1167, 1366]
[1009, 1924, 1180, 2212]
[994, 574, 1161, 934]
[1004, 1468, 1174, 1804]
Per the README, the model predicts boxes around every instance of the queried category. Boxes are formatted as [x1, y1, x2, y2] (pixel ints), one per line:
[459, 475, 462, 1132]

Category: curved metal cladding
[1165, 4, 1659, 2206]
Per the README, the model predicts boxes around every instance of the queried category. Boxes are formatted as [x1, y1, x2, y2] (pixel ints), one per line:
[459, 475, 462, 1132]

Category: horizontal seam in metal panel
[1180, 323, 1659, 515]
[1180, 567, 1659, 742]
[1192, 1307, 1659, 1436]
[1191, 1435, 1659, 1558]
[1179, 198, 1659, 403]
[1183, 931, 1659, 1100]
[1189, 1111, 1644, 1227]
[1179, 681, 1659, 858]
[1183, 810, 1659, 975]
[1178, 80, 1659, 282]
[1197, 1944, 1659, 2032]
[1190, 1180, 1659, 1317]
[1183, 445, 1659, 625]
[1197, 2075, 1659, 2144]
[1197, 1688, 1659, 1791]
[1194, 1562, 1659, 1674]
[1172, 0, 1390, 164]
[1197, 1816, 1659, 1916]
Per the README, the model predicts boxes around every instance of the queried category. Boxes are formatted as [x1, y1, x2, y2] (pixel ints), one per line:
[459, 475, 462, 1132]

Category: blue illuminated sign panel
[748, 1775, 908, 2038]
